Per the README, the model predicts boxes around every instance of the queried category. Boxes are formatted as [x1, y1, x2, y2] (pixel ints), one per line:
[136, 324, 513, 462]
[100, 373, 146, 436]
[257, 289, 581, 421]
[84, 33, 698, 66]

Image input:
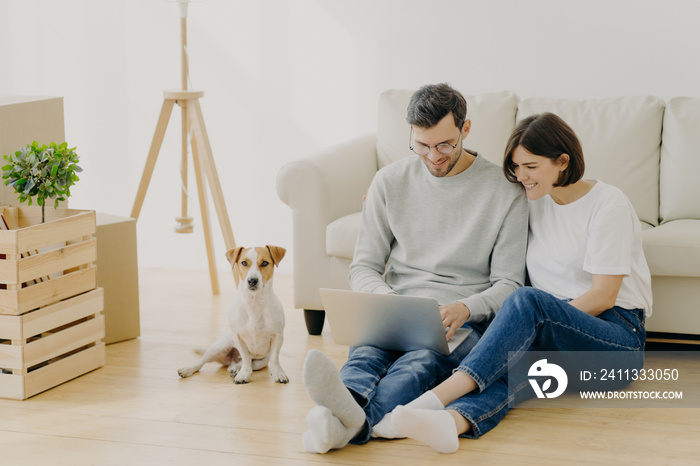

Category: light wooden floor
[1, 269, 699, 465]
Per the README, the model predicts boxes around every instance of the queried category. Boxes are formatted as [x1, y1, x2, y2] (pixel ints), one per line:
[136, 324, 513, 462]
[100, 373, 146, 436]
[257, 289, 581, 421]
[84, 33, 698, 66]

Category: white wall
[1, 0, 699, 275]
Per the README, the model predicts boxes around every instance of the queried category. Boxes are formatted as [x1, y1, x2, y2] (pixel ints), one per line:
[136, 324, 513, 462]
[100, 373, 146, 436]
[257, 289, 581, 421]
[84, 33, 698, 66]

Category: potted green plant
[1, 141, 82, 223]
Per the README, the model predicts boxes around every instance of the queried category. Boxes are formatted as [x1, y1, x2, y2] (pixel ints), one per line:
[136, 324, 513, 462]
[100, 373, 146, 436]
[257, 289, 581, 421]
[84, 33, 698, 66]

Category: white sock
[392, 406, 460, 454]
[372, 390, 444, 439]
[302, 406, 362, 454]
[302, 349, 365, 428]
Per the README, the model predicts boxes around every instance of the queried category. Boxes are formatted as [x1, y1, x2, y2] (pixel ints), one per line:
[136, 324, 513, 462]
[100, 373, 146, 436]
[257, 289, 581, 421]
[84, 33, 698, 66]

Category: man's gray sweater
[349, 153, 528, 323]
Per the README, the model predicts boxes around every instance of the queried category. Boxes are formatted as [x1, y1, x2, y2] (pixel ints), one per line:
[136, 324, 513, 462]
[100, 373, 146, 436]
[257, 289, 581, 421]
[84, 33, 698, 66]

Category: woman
[380, 112, 652, 453]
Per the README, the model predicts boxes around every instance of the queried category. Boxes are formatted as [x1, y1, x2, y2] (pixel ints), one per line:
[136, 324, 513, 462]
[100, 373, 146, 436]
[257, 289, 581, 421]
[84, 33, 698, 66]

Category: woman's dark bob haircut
[503, 112, 585, 187]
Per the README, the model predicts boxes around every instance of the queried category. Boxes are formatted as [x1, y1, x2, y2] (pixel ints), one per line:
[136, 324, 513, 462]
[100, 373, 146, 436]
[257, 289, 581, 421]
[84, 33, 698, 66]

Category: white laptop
[319, 288, 472, 356]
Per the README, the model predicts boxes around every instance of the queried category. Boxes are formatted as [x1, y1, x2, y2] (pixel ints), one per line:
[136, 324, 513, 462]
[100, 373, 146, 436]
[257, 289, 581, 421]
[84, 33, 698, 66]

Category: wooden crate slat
[22, 343, 105, 400]
[0, 344, 22, 371]
[0, 230, 19, 256]
[20, 289, 104, 339]
[18, 238, 96, 284]
[23, 315, 104, 368]
[0, 371, 23, 399]
[0, 289, 19, 314]
[17, 207, 86, 227]
[15, 266, 97, 315]
[0, 313, 23, 339]
[0, 258, 18, 284]
[17, 211, 95, 253]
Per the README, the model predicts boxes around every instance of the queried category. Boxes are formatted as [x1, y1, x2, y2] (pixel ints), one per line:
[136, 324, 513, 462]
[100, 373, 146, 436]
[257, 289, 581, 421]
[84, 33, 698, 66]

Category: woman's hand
[439, 302, 471, 341]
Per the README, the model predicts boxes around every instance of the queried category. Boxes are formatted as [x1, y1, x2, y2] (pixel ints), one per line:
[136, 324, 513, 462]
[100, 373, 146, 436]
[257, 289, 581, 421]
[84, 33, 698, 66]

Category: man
[302, 83, 528, 453]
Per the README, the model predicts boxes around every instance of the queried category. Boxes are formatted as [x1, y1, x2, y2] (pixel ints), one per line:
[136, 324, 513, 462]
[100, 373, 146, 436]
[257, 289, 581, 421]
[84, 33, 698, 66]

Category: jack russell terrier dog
[178, 245, 289, 384]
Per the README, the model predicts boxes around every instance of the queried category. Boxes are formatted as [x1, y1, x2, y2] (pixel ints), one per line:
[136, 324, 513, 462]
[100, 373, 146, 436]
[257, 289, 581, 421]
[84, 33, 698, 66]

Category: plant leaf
[24, 178, 35, 194]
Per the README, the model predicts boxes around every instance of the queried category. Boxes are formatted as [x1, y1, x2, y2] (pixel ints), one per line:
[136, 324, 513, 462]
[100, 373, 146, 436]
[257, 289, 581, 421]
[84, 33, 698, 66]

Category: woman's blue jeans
[448, 287, 646, 438]
[339, 323, 485, 444]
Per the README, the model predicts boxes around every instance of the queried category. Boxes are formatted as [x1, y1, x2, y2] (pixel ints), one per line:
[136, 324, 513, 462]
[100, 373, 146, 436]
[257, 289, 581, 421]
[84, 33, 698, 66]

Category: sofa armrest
[276, 133, 378, 310]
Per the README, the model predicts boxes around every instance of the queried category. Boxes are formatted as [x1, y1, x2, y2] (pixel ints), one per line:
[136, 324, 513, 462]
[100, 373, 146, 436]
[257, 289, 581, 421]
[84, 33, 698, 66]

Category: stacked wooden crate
[0, 206, 105, 399]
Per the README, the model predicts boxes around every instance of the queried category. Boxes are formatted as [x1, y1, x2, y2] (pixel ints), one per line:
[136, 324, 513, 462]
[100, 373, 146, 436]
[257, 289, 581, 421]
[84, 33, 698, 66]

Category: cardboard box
[95, 213, 140, 344]
[0, 205, 105, 399]
[0, 96, 65, 206]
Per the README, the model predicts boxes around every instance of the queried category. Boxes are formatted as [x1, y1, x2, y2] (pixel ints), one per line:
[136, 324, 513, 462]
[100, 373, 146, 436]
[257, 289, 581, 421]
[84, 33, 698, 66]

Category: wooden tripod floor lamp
[131, 0, 235, 294]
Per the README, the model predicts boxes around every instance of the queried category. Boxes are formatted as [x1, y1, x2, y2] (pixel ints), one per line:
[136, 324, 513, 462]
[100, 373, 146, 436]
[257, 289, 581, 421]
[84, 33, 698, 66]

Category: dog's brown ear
[225, 247, 245, 266]
[266, 245, 286, 267]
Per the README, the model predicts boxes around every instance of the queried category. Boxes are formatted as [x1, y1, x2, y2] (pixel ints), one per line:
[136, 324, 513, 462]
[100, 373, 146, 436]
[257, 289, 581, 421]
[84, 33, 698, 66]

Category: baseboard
[646, 331, 700, 347]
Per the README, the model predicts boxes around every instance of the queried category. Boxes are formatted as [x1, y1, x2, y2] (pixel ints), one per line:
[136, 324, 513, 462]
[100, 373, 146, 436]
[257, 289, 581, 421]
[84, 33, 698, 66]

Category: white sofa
[276, 90, 700, 340]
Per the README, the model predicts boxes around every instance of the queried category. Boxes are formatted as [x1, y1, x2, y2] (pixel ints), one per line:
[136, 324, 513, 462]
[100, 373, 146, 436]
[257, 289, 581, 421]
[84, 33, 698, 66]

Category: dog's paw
[271, 368, 289, 384]
[227, 362, 242, 379]
[273, 373, 289, 384]
[233, 369, 252, 384]
[178, 366, 197, 378]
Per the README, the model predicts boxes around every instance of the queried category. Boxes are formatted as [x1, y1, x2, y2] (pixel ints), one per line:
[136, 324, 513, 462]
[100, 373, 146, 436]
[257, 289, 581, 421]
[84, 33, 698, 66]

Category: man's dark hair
[503, 112, 585, 187]
[407, 83, 467, 129]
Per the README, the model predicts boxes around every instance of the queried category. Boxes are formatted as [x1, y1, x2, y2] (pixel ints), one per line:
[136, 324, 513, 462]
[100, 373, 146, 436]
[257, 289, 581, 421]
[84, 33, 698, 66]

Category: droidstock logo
[528, 359, 568, 399]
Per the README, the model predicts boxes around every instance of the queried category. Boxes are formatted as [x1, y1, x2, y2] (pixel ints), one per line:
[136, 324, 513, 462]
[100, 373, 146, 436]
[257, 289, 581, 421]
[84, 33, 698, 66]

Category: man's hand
[439, 302, 471, 341]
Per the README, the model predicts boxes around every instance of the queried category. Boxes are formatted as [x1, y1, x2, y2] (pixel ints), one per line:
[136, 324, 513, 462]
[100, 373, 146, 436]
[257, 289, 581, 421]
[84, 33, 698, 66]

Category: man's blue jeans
[339, 323, 485, 444]
[448, 287, 646, 438]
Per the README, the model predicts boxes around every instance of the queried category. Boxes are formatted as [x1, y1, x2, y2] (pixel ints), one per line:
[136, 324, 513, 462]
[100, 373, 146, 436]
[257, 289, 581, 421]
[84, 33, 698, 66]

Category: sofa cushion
[326, 212, 362, 259]
[377, 90, 518, 169]
[642, 220, 700, 276]
[660, 97, 700, 223]
[518, 96, 664, 226]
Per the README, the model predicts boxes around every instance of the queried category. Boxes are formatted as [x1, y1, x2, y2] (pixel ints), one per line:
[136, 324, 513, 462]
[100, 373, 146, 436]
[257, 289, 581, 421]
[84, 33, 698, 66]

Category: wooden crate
[0, 206, 105, 399]
[0, 206, 98, 314]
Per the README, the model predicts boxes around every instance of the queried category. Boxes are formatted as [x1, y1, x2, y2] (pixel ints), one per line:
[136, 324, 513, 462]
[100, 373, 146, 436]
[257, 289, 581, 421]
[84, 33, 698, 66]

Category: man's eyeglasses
[409, 128, 462, 156]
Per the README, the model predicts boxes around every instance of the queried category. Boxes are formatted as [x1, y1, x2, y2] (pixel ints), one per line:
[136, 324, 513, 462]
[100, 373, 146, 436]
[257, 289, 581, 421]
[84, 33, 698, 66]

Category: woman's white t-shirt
[527, 180, 653, 317]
